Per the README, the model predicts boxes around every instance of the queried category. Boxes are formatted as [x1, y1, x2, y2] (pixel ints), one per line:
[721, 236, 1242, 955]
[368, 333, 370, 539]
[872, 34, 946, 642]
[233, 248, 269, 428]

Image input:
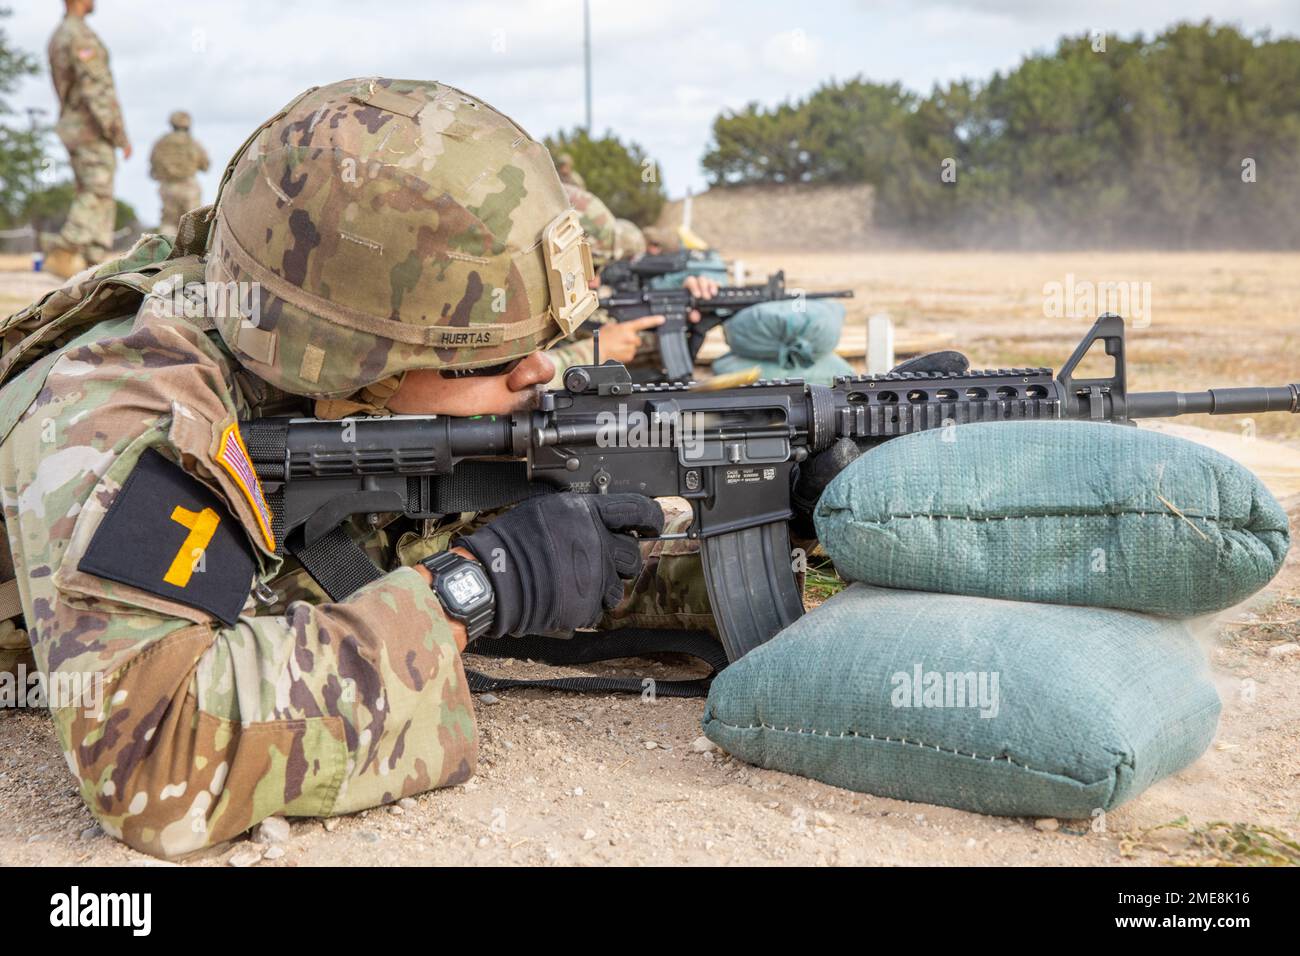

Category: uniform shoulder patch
[78, 448, 256, 625]
[215, 422, 276, 551]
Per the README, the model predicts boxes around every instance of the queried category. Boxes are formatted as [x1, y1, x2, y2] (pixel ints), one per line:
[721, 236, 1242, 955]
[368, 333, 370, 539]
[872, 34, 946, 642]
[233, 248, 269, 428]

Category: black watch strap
[420, 551, 495, 642]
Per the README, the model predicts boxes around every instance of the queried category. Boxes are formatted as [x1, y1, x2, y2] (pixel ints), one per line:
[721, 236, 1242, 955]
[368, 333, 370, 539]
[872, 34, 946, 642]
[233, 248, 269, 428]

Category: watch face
[444, 566, 489, 609]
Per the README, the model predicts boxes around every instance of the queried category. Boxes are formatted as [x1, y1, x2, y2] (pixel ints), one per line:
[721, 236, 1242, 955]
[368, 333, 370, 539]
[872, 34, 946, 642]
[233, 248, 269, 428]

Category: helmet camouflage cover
[169, 110, 192, 130]
[613, 217, 646, 259]
[641, 225, 679, 251]
[563, 183, 616, 266]
[206, 77, 598, 398]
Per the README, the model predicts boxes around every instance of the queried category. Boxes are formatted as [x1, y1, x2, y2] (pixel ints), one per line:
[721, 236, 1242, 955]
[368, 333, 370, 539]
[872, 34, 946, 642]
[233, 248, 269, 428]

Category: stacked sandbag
[704, 421, 1290, 818]
[815, 420, 1289, 615]
[713, 299, 854, 385]
[703, 585, 1221, 817]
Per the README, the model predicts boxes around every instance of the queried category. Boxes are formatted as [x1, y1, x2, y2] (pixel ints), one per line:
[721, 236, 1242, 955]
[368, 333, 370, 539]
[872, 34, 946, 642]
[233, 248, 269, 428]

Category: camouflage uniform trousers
[156, 178, 201, 240]
[58, 138, 117, 261]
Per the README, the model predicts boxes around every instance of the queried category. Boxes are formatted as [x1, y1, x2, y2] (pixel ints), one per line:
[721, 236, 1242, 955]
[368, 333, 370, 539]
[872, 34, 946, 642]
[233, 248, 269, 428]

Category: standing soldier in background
[44, 0, 130, 278]
[149, 111, 209, 238]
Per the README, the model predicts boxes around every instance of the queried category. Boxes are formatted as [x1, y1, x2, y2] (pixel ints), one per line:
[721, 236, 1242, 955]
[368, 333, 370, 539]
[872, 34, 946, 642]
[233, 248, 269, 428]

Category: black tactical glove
[459, 493, 664, 638]
[886, 349, 970, 376]
[790, 350, 971, 539]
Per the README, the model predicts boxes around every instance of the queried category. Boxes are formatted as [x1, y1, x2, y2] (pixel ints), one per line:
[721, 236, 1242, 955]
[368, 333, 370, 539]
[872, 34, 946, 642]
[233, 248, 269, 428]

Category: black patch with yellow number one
[78, 448, 256, 625]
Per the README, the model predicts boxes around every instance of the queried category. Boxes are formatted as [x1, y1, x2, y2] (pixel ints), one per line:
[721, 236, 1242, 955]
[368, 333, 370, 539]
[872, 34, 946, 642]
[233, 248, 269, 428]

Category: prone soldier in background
[642, 225, 680, 255]
[613, 218, 647, 260]
[555, 151, 586, 189]
[546, 184, 718, 383]
[149, 110, 210, 239]
[44, 0, 130, 277]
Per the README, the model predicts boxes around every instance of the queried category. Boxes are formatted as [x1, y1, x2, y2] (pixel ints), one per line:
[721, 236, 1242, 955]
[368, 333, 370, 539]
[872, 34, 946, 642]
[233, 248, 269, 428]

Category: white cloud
[761, 29, 825, 77]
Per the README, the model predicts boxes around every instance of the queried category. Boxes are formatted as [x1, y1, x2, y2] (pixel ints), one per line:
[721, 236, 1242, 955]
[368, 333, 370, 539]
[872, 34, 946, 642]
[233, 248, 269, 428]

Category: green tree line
[703, 21, 1300, 248]
[0, 5, 46, 230]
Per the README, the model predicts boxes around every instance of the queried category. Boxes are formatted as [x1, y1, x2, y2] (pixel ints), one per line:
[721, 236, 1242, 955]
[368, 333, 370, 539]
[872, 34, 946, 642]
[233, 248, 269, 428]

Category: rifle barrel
[1125, 385, 1298, 419]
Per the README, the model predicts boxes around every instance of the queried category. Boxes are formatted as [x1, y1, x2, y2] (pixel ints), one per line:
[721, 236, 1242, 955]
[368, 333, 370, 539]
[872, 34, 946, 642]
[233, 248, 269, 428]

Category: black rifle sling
[287, 525, 384, 600]
[272, 458, 542, 602]
[425, 460, 548, 513]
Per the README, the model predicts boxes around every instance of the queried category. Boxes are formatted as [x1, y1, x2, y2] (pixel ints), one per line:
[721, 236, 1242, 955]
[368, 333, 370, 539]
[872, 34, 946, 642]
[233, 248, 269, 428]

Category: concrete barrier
[654, 183, 874, 251]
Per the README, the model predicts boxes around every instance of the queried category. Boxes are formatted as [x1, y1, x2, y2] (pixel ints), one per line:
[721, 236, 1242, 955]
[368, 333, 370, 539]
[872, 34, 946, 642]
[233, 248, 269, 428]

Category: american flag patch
[215, 422, 275, 551]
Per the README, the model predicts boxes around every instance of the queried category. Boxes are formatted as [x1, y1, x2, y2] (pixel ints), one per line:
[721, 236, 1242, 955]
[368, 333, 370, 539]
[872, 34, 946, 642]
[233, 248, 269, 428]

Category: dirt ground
[0, 251, 1297, 867]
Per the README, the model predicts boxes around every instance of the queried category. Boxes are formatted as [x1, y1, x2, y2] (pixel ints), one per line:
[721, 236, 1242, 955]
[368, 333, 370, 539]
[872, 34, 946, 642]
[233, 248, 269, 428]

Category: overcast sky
[7, 0, 1298, 226]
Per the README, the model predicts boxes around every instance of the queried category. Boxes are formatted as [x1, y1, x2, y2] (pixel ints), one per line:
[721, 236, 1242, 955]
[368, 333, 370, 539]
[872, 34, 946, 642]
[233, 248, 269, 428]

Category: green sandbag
[814, 420, 1289, 617]
[712, 350, 855, 385]
[703, 584, 1221, 818]
[722, 299, 845, 365]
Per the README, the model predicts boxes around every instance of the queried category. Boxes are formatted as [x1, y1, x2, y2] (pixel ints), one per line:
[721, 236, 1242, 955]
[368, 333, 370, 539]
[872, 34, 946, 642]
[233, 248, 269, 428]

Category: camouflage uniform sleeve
[0, 311, 474, 858]
[195, 140, 211, 173]
[67, 22, 127, 147]
[47, 27, 73, 105]
[70, 567, 470, 858]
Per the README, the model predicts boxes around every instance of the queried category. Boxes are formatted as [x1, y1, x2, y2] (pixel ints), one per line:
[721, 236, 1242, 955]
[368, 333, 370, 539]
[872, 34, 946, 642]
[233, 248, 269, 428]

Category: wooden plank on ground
[695, 325, 954, 364]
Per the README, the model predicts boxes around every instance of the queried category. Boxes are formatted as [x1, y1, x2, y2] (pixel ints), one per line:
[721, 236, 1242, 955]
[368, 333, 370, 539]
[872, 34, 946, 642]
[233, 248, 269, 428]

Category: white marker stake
[868, 313, 895, 375]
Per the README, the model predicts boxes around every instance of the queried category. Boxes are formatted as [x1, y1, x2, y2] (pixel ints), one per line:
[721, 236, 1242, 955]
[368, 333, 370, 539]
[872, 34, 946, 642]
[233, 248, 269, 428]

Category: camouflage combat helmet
[169, 110, 192, 130]
[563, 184, 616, 266]
[642, 224, 679, 252]
[613, 218, 646, 259]
[206, 77, 598, 398]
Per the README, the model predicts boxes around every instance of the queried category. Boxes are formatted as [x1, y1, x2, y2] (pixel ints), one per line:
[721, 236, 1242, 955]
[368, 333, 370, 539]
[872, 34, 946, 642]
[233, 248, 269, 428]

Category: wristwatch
[419, 551, 495, 641]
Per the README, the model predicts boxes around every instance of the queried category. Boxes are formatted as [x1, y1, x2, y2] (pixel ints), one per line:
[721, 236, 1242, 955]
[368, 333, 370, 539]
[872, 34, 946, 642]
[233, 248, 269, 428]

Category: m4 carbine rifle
[597, 270, 854, 383]
[243, 315, 1298, 664]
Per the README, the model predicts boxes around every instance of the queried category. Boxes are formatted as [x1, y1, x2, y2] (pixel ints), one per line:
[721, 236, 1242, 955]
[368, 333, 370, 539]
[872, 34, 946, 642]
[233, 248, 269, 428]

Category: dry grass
[1121, 816, 1300, 866]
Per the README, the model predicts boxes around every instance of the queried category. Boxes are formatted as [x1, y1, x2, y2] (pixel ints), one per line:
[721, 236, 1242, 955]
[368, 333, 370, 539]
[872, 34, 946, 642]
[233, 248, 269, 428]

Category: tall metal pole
[583, 0, 592, 131]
